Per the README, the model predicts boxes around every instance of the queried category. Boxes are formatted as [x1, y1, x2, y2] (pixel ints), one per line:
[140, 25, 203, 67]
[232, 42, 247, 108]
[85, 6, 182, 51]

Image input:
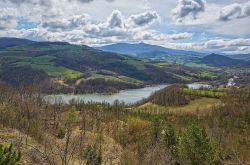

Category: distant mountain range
[96, 42, 249, 68]
[96, 42, 250, 62]
[227, 54, 250, 61]
[1, 38, 248, 62]
[96, 42, 206, 58]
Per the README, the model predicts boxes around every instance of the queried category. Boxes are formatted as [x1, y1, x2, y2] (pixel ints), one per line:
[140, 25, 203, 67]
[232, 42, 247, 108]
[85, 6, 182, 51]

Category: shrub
[84, 145, 101, 165]
[164, 126, 177, 148]
[57, 126, 66, 139]
[177, 125, 222, 165]
[0, 144, 21, 165]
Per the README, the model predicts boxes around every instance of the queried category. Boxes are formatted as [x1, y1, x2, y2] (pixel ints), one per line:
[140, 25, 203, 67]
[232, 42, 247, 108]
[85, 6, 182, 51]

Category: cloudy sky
[0, 0, 250, 54]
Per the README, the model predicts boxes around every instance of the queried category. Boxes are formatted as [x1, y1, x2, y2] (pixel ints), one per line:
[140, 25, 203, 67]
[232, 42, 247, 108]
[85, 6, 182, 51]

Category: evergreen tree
[164, 125, 178, 162]
[151, 117, 161, 144]
[0, 144, 21, 165]
[84, 145, 101, 165]
[164, 125, 177, 148]
[177, 125, 222, 165]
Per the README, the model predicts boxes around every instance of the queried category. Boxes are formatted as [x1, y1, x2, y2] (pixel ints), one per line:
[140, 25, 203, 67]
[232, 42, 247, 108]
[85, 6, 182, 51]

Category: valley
[0, 38, 249, 165]
[1, 0, 250, 164]
[0, 38, 230, 94]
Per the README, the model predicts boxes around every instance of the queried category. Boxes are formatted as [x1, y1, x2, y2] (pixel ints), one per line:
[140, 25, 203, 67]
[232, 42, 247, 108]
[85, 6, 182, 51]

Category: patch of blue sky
[16, 17, 38, 30]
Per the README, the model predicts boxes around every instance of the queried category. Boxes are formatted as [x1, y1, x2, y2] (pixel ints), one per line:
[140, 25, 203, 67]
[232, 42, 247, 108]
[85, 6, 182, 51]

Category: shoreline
[47, 83, 170, 96]
[49, 82, 212, 95]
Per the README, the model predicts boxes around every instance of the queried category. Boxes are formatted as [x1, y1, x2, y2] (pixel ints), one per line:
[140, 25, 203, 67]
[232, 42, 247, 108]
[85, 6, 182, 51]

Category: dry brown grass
[137, 98, 221, 116]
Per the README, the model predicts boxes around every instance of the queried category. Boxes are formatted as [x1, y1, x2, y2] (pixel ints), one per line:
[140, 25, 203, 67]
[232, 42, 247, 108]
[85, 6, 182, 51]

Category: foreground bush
[177, 125, 222, 165]
[0, 144, 21, 165]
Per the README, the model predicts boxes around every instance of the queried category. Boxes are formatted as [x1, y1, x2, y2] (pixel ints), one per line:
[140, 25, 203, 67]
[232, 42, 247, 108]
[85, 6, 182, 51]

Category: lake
[46, 83, 210, 105]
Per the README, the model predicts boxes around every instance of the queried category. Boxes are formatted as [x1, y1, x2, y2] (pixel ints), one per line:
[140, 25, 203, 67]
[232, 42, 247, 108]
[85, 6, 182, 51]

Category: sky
[0, 0, 250, 54]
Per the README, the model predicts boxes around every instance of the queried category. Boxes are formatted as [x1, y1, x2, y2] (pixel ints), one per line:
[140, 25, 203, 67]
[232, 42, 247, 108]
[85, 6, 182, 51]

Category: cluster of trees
[148, 84, 227, 106]
[0, 66, 49, 87]
[0, 82, 249, 164]
[148, 85, 194, 106]
[75, 78, 142, 94]
[165, 125, 222, 165]
[0, 83, 100, 164]
[108, 115, 223, 164]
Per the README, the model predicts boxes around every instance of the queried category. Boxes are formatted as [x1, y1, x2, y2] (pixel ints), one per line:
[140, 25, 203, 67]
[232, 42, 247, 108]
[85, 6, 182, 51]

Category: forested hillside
[0, 83, 249, 164]
[0, 38, 222, 94]
[201, 54, 243, 67]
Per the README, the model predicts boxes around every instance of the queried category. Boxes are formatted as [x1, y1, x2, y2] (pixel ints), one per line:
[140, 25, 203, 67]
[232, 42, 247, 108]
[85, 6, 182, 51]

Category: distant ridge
[227, 54, 250, 61]
[96, 42, 206, 58]
[201, 53, 243, 67]
[0, 37, 35, 49]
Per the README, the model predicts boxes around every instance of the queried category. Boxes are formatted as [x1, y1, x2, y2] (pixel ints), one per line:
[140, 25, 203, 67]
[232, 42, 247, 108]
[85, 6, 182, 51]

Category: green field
[136, 98, 221, 115]
[182, 88, 226, 98]
[125, 59, 146, 70]
[184, 62, 214, 69]
[16, 56, 82, 79]
[84, 74, 143, 84]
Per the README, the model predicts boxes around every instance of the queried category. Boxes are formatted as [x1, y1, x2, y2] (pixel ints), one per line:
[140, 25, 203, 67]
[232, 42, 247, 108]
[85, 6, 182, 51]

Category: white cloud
[171, 1, 250, 37]
[0, 8, 17, 30]
[3, 0, 52, 6]
[41, 14, 90, 31]
[0, 9, 193, 48]
[202, 38, 250, 53]
[211, 15, 250, 36]
[172, 0, 206, 22]
[74, 0, 116, 3]
[1, 26, 249, 54]
[129, 11, 159, 26]
[219, 3, 242, 21]
[168, 32, 193, 40]
[148, 37, 250, 54]
[219, 1, 250, 21]
[3, 0, 114, 6]
[107, 10, 124, 28]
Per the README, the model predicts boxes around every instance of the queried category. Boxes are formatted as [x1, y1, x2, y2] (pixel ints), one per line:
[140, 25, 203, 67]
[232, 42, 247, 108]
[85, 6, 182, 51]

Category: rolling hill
[201, 54, 244, 67]
[0, 37, 216, 94]
[0, 37, 35, 49]
[227, 54, 250, 61]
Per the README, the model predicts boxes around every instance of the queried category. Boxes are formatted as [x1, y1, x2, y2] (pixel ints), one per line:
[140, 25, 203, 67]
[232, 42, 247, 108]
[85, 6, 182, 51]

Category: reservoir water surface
[46, 83, 210, 104]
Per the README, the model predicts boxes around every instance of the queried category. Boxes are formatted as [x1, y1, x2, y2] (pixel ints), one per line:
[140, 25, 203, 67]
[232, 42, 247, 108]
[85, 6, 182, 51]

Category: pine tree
[177, 125, 222, 165]
[151, 117, 161, 144]
[164, 125, 177, 148]
[0, 144, 21, 165]
[84, 145, 101, 165]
